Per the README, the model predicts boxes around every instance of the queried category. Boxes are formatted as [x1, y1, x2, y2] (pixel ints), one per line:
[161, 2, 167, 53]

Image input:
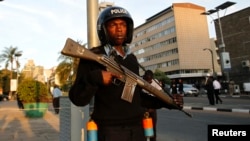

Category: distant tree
[0, 46, 23, 79]
[154, 69, 171, 85]
[0, 69, 2, 88]
[0, 46, 22, 97]
[0, 69, 11, 95]
[55, 55, 78, 84]
[55, 40, 83, 91]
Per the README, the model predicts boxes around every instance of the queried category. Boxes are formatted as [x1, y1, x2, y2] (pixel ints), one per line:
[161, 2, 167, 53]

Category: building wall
[21, 59, 50, 84]
[131, 3, 218, 80]
[174, 3, 210, 69]
[215, 7, 250, 87]
[22, 59, 35, 79]
[209, 38, 222, 75]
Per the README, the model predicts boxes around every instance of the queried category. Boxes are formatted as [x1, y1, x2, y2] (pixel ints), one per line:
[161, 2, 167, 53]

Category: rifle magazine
[121, 77, 137, 103]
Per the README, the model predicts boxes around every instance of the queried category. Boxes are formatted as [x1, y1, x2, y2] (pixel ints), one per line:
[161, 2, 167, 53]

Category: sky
[0, 0, 249, 70]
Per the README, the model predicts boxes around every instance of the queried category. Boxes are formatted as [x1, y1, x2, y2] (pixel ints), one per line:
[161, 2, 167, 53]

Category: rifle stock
[61, 38, 192, 117]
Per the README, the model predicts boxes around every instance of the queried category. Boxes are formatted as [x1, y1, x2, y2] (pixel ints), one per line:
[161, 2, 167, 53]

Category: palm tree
[0, 46, 23, 98]
[55, 54, 76, 83]
[0, 46, 23, 75]
[55, 40, 83, 90]
[54, 53, 79, 92]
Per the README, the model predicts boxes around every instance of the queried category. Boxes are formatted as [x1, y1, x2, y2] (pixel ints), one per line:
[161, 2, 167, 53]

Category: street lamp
[203, 48, 215, 77]
[201, 1, 236, 52]
[14, 53, 22, 92]
[201, 1, 236, 81]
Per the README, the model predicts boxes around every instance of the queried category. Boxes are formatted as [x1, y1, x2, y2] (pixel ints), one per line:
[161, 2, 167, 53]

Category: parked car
[199, 87, 207, 95]
[164, 84, 200, 97]
[0, 94, 9, 101]
[163, 84, 171, 94]
[183, 84, 199, 97]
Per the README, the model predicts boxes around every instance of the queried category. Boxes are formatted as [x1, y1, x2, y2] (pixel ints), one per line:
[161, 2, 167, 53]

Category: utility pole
[70, 1, 98, 141]
[201, 1, 236, 82]
[14, 53, 22, 92]
[87, 0, 100, 48]
[203, 48, 216, 77]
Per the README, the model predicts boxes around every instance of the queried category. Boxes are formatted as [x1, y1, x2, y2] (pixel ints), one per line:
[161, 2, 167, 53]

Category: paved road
[183, 94, 250, 114]
[0, 101, 59, 141]
[0, 95, 249, 141]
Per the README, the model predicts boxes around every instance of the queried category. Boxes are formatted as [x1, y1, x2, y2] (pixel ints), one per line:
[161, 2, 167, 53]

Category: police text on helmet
[111, 9, 127, 15]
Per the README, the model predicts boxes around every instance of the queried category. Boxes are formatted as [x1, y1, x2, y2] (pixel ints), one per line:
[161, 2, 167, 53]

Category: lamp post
[203, 48, 215, 77]
[201, 1, 236, 81]
[14, 53, 22, 92]
[201, 1, 236, 51]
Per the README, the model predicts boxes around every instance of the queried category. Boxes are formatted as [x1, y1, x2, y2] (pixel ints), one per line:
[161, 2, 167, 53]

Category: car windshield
[184, 84, 193, 88]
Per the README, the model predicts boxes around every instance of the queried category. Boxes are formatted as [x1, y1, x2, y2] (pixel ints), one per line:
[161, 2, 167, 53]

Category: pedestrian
[178, 78, 184, 95]
[229, 79, 235, 95]
[16, 92, 24, 109]
[52, 84, 62, 114]
[205, 76, 215, 105]
[213, 78, 223, 104]
[142, 70, 162, 141]
[68, 6, 183, 141]
[171, 79, 178, 95]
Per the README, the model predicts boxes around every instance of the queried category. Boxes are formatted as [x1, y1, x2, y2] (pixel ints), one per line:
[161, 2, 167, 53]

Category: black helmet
[97, 6, 134, 45]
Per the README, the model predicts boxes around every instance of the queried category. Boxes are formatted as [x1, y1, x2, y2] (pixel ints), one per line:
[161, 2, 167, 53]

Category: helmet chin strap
[103, 26, 114, 46]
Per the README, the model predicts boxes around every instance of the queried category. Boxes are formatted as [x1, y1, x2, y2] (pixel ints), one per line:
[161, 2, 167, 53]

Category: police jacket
[69, 46, 173, 126]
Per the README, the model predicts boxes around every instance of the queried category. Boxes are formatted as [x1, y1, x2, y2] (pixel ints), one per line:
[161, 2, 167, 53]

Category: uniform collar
[104, 44, 131, 59]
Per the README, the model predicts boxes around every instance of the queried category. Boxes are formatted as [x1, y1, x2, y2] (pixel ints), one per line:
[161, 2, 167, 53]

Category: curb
[183, 106, 250, 114]
[199, 94, 250, 98]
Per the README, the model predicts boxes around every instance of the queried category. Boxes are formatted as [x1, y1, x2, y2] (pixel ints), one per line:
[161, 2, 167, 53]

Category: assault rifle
[61, 38, 192, 117]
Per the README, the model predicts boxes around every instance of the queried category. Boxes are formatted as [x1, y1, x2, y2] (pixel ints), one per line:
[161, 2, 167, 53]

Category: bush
[17, 79, 50, 103]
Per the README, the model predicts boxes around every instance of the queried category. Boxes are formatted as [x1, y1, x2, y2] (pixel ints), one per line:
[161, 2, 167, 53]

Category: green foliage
[0, 46, 22, 70]
[55, 42, 81, 88]
[17, 79, 50, 103]
[0, 69, 11, 94]
[154, 69, 171, 84]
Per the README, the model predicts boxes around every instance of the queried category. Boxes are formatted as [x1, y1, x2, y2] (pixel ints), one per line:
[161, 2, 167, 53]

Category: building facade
[21, 59, 54, 84]
[131, 3, 221, 84]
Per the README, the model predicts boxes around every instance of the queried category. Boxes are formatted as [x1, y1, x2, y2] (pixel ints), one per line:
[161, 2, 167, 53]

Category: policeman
[69, 6, 183, 141]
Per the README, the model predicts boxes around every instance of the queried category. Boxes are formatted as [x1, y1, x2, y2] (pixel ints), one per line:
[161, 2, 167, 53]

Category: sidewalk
[0, 96, 249, 141]
[0, 101, 59, 141]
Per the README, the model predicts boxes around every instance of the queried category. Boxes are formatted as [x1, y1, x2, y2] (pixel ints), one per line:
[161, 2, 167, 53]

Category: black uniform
[205, 77, 215, 105]
[69, 46, 171, 141]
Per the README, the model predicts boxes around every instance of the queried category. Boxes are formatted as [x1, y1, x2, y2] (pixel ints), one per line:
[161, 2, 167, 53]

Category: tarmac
[0, 101, 59, 141]
[0, 95, 249, 141]
[183, 94, 250, 114]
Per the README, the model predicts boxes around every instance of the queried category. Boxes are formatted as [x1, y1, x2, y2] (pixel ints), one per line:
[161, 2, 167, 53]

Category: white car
[165, 84, 199, 97]
[182, 84, 199, 97]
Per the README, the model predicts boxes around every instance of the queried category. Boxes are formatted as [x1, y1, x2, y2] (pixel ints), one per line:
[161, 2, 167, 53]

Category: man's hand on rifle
[102, 70, 122, 85]
[173, 94, 184, 109]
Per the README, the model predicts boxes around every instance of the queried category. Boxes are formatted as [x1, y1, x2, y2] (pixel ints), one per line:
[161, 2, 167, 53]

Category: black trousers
[17, 99, 24, 109]
[98, 124, 147, 141]
[207, 90, 215, 105]
[53, 97, 60, 114]
[214, 89, 222, 104]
